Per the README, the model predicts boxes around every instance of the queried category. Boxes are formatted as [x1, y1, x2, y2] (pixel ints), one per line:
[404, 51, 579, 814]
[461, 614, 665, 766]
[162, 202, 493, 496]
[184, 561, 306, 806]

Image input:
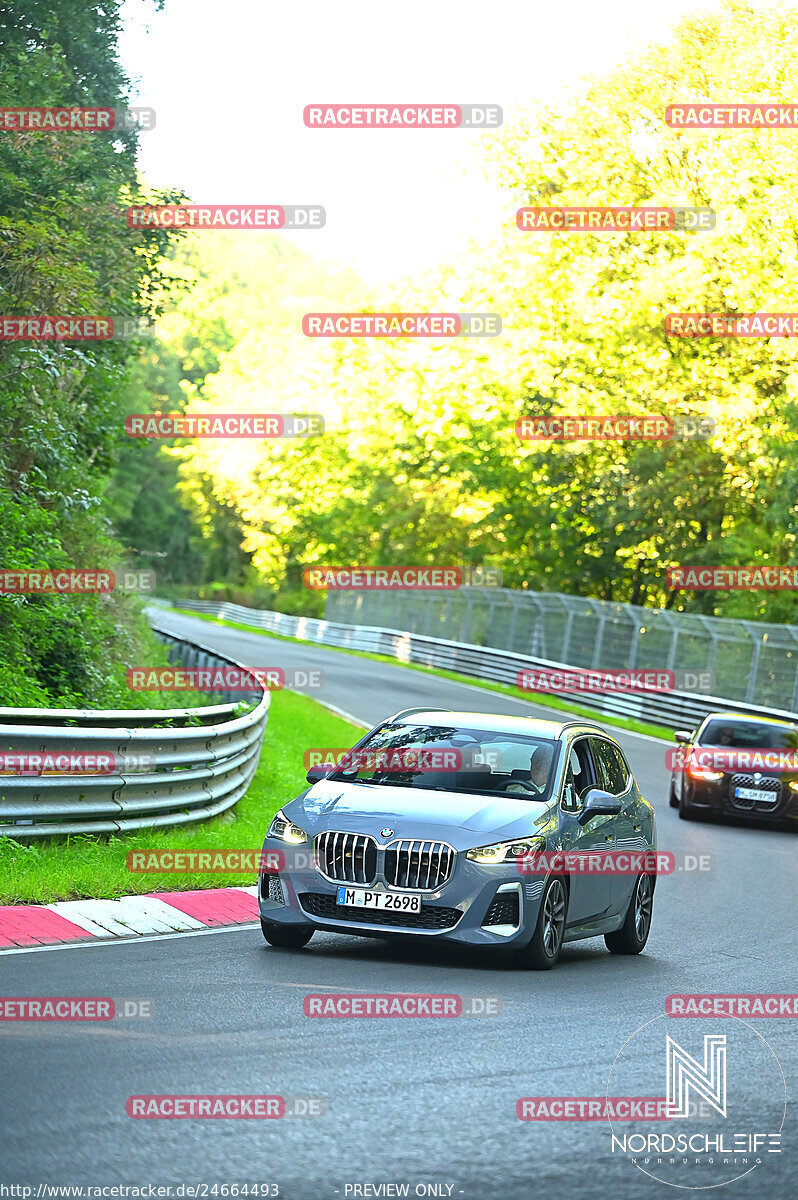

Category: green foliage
[0, 0, 184, 706]
[151, 0, 798, 623]
[6, 0, 798, 683]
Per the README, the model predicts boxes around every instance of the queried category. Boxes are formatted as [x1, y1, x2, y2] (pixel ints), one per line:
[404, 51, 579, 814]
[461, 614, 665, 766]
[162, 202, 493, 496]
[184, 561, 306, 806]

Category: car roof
[701, 711, 798, 730]
[391, 709, 606, 739]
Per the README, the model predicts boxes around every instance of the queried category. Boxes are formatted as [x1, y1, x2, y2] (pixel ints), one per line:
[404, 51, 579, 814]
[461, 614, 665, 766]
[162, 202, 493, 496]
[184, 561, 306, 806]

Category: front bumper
[257, 837, 546, 947]
[686, 775, 798, 822]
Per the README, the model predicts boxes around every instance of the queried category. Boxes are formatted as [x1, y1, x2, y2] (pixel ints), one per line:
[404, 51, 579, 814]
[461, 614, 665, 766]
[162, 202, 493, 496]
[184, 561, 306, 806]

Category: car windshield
[327, 722, 559, 800]
[699, 719, 798, 749]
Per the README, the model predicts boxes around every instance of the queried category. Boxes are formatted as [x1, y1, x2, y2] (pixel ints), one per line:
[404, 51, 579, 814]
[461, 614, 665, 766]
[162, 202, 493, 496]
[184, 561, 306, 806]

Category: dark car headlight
[267, 809, 308, 844]
[466, 836, 545, 864]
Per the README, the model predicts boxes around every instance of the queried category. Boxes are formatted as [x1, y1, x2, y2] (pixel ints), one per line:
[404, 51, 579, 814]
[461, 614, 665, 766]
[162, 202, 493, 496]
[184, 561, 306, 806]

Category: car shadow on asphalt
[256, 932, 672, 977]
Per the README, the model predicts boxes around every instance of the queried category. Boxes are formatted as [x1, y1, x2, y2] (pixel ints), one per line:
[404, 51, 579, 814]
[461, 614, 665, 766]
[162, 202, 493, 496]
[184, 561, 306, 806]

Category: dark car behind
[669, 712, 798, 825]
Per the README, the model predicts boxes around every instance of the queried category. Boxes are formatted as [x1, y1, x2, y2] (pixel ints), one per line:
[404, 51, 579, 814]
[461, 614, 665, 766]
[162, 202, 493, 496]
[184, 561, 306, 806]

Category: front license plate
[336, 886, 421, 913]
[734, 787, 776, 802]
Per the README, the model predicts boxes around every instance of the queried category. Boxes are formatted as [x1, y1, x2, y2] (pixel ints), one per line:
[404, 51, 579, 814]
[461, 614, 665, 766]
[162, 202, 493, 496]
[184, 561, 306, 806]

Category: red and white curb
[0, 886, 259, 950]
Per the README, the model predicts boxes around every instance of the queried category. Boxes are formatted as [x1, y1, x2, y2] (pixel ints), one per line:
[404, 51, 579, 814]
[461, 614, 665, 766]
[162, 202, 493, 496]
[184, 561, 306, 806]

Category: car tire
[260, 919, 314, 949]
[678, 790, 697, 820]
[669, 779, 678, 807]
[516, 876, 567, 970]
[604, 873, 654, 955]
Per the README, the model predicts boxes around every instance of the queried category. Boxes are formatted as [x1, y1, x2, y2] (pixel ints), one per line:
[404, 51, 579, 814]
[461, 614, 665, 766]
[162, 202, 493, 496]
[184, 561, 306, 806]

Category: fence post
[560, 603, 575, 664]
[626, 605, 639, 670]
[591, 610, 607, 668]
[742, 622, 763, 703]
[788, 630, 798, 714]
[507, 594, 520, 653]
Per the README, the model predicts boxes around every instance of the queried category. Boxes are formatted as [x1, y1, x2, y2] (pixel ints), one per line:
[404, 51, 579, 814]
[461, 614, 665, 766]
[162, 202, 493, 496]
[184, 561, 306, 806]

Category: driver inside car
[528, 745, 553, 791]
[503, 744, 553, 794]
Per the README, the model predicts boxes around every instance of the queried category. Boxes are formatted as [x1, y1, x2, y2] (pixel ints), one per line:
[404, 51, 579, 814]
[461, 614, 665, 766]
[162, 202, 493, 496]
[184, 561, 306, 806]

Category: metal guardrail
[170, 598, 798, 731]
[326, 587, 798, 711]
[0, 624, 270, 840]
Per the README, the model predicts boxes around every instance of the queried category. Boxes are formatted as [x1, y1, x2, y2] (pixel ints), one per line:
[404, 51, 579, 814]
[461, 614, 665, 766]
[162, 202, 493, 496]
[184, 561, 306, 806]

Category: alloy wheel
[634, 874, 653, 940]
[543, 880, 566, 957]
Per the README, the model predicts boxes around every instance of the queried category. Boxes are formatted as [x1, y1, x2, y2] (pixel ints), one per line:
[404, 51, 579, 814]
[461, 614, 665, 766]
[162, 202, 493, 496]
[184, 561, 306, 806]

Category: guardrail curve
[0, 623, 270, 840]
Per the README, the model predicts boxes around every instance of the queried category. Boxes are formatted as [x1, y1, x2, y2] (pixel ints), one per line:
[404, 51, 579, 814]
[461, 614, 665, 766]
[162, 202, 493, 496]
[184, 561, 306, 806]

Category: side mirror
[306, 763, 335, 784]
[577, 788, 622, 825]
[674, 730, 693, 745]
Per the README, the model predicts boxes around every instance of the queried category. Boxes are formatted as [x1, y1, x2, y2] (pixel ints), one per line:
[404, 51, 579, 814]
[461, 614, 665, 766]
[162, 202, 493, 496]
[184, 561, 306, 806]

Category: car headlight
[466, 836, 545, 864]
[789, 781, 798, 793]
[687, 762, 724, 781]
[267, 809, 308, 844]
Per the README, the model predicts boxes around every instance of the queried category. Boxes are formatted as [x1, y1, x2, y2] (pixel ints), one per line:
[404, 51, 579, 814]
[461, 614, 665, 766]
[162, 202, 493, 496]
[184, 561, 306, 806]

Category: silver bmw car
[258, 709, 656, 969]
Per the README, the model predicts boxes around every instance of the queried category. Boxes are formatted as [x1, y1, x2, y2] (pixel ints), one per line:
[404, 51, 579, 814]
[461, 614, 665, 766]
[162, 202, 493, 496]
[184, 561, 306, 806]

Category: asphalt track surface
[1, 611, 796, 1199]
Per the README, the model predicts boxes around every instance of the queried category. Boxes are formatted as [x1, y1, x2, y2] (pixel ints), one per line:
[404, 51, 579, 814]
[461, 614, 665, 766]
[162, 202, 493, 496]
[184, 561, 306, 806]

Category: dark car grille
[384, 839, 455, 891]
[315, 831, 378, 884]
[483, 892, 520, 927]
[728, 774, 783, 812]
[262, 873, 284, 904]
[298, 892, 462, 931]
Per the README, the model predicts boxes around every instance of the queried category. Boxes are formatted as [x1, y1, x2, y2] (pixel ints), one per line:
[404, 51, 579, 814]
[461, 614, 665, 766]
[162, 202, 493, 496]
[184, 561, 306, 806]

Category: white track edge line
[0, 922, 260, 957]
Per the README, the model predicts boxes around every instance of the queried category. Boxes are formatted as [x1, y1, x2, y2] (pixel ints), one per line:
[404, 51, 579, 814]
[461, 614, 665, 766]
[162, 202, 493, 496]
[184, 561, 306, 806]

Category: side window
[561, 739, 599, 809]
[591, 738, 628, 795]
[610, 744, 631, 791]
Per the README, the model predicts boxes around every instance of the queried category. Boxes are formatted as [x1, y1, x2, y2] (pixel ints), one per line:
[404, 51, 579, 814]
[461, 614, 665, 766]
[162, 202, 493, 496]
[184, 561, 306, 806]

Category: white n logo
[666, 1035, 727, 1119]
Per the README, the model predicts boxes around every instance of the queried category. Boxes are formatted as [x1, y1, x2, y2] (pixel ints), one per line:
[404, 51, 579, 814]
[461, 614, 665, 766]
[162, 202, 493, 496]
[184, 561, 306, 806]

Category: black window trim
[590, 737, 631, 796]
[560, 735, 601, 812]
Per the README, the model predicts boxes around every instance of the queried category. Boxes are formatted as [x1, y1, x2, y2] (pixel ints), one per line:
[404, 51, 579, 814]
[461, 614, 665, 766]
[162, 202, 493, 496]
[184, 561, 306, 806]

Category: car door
[592, 737, 639, 913]
[560, 736, 614, 925]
